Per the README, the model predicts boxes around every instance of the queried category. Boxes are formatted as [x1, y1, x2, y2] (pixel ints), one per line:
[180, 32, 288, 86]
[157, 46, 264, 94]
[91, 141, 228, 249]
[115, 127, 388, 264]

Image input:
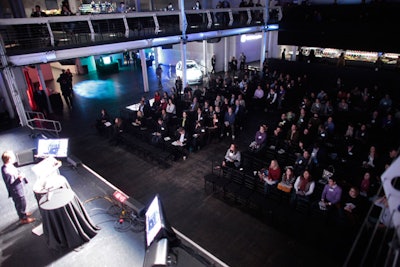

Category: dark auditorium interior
[1, 1, 400, 267]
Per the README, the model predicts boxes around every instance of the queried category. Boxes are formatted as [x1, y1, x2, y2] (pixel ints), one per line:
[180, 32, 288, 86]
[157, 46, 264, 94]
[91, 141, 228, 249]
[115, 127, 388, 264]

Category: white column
[179, 0, 187, 88]
[149, 0, 154, 11]
[260, 30, 267, 70]
[134, 0, 140, 11]
[203, 40, 207, 75]
[139, 49, 149, 92]
[36, 64, 53, 114]
[224, 38, 229, 72]
[180, 41, 187, 88]
[267, 31, 273, 58]
[154, 47, 159, 67]
[291, 46, 297, 61]
[231, 36, 237, 60]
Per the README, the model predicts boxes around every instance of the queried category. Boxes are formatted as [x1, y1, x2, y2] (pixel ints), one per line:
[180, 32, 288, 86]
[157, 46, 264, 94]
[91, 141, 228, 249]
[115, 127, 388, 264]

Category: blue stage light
[73, 80, 119, 99]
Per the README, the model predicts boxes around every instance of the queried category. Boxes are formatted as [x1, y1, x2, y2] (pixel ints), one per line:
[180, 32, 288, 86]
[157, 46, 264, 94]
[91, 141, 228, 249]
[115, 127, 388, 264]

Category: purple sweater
[255, 131, 267, 145]
[321, 184, 342, 205]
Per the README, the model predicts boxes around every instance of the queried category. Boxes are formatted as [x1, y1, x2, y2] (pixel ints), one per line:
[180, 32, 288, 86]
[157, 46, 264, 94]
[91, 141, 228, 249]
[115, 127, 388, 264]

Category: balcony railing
[0, 7, 280, 58]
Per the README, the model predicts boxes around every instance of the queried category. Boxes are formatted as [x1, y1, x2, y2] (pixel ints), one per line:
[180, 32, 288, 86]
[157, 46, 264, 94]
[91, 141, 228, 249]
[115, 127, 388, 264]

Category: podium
[31, 157, 66, 202]
[33, 174, 70, 201]
[31, 156, 62, 178]
[39, 187, 99, 251]
[32, 157, 99, 251]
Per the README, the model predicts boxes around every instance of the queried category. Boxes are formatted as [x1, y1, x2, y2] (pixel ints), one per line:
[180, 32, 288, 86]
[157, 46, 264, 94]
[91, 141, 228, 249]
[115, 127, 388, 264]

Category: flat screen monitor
[37, 138, 69, 158]
[145, 195, 163, 248]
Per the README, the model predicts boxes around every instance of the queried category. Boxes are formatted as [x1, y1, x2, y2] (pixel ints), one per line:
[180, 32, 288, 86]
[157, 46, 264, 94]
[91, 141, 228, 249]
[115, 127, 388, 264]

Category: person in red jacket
[259, 159, 281, 195]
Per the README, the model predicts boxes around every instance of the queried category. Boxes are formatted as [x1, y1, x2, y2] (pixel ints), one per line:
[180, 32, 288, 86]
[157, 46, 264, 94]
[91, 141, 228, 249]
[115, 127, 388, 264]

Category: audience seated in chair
[171, 127, 190, 160]
[221, 143, 241, 169]
[132, 110, 147, 130]
[338, 186, 367, 228]
[249, 124, 267, 153]
[166, 98, 176, 116]
[191, 120, 207, 152]
[290, 170, 315, 208]
[178, 111, 193, 135]
[96, 108, 111, 136]
[223, 106, 236, 140]
[258, 159, 281, 196]
[252, 84, 264, 109]
[277, 166, 295, 194]
[207, 113, 221, 144]
[317, 177, 342, 218]
[151, 118, 168, 146]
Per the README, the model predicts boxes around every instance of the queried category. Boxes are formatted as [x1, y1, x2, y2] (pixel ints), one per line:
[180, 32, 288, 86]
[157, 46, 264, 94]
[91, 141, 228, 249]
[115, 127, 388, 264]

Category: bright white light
[267, 24, 279, 30]
[103, 57, 111, 64]
[240, 34, 262, 43]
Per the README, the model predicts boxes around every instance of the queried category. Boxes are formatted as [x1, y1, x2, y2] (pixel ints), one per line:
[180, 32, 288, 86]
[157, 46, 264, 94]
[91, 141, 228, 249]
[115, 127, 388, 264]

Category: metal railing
[0, 6, 280, 59]
[25, 110, 62, 137]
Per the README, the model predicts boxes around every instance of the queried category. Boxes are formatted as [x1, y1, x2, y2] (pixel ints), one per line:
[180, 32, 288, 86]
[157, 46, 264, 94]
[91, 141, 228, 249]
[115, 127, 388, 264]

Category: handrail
[26, 117, 62, 138]
[25, 110, 46, 120]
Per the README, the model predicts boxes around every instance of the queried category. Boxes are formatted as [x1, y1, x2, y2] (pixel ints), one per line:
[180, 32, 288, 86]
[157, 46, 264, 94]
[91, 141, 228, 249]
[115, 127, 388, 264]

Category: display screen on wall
[45, 0, 59, 10]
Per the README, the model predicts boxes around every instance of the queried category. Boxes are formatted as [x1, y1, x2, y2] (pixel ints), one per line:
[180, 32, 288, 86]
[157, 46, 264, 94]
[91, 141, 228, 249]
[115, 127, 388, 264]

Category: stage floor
[0, 127, 216, 267]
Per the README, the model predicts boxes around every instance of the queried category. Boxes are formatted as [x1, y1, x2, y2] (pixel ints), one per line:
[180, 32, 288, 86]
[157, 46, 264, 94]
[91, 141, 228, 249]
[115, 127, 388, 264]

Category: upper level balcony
[0, 6, 281, 67]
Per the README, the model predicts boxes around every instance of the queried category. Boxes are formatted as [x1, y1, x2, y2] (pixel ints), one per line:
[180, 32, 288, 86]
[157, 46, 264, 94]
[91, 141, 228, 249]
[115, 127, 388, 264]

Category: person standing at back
[65, 69, 73, 93]
[31, 5, 47, 17]
[57, 69, 73, 109]
[239, 52, 246, 72]
[337, 52, 345, 67]
[281, 48, 286, 60]
[211, 55, 216, 74]
[117, 2, 126, 13]
[1, 150, 35, 224]
[193, 1, 202, 9]
[156, 64, 163, 88]
[230, 56, 238, 76]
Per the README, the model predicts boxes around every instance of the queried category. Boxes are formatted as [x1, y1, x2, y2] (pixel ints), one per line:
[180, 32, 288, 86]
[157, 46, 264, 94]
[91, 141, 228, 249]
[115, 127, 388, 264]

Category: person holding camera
[1, 150, 35, 224]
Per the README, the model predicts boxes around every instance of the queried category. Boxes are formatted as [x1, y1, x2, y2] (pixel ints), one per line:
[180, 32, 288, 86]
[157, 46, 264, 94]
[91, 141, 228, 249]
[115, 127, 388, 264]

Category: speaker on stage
[143, 238, 168, 267]
[15, 148, 36, 167]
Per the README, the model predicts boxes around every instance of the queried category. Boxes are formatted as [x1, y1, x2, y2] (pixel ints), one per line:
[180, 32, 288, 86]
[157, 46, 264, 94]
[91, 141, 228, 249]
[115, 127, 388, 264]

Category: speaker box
[15, 148, 36, 166]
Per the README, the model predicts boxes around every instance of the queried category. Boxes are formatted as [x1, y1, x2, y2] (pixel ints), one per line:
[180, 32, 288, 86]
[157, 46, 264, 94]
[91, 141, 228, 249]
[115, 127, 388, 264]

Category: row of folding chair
[203, 163, 279, 214]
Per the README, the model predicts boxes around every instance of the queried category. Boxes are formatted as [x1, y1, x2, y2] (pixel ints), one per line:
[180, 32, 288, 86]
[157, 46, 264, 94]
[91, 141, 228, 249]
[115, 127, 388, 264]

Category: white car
[175, 60, 203, 84]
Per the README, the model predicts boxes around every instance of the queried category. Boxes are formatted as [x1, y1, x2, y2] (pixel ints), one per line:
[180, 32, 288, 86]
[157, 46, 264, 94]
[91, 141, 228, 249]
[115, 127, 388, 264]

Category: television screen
[145, 195, 163, 248]
[103, 56, 112, 65]
[37, 138, 69, 158]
